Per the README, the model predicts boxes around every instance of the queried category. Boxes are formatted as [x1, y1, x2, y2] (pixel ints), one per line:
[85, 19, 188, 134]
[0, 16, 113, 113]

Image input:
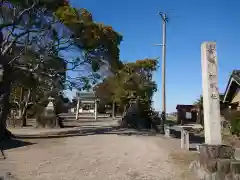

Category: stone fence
[190, 145, 240, 180]
[164, 125, 240, 179]
[164, 125, 196, 151]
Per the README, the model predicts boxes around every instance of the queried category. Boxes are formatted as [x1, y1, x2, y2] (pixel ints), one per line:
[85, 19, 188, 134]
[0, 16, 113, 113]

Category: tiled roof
[176, 104, 195, 110]
[222, 70, 240, 103]
[232, 70, 240, 84]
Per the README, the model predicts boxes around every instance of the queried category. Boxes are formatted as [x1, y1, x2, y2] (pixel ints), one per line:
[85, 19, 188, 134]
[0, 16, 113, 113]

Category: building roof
[232, 70, 240, 85]
[176, 104, 195, 110]
[223, 70, 240, 103]
[76, 91, 96, 101]
[219, 94, 225, 101]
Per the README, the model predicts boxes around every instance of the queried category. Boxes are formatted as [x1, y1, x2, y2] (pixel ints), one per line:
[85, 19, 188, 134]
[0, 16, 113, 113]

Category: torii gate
[75, 92, 99, 120]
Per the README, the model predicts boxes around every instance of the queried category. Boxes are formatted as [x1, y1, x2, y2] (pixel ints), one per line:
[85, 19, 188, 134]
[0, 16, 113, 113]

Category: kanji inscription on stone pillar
[201, 42, 222, 145]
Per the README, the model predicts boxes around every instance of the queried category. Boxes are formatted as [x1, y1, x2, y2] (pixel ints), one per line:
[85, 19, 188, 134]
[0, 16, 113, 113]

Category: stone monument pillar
[190, 42, 240, 180]
[201, 42, 222, 145]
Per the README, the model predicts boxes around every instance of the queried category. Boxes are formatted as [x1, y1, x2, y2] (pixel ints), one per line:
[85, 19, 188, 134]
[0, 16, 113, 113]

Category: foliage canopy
[94, 58, 158, 110]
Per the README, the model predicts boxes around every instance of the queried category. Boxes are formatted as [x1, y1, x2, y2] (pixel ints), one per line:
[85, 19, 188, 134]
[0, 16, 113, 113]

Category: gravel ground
[0, 134, 193, 180]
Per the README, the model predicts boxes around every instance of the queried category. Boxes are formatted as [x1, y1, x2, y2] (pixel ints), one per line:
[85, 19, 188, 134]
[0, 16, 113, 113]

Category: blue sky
[68, 0, 240, 112]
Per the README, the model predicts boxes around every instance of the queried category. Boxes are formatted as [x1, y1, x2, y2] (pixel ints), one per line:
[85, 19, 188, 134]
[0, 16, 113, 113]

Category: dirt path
[1, 134, 193, 180]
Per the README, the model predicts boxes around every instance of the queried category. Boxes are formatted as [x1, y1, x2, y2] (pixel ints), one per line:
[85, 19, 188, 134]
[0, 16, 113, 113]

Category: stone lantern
[46, 97, 55, 111]
[38, 96, 57, 128]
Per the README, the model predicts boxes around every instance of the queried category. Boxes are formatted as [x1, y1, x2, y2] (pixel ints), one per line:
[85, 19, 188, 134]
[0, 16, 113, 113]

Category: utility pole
[154, 12, 168, 133]
[160, 12, 167, 127]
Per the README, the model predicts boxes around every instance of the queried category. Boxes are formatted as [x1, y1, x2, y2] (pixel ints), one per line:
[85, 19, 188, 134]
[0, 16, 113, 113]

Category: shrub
[230, 118, 240, 136]
[120, 100, 160, 131]
[228, 110, 240, 136]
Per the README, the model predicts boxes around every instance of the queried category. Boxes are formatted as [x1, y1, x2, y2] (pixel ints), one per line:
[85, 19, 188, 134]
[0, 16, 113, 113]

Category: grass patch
[165, 119, 177, 126]
[221, 126, 240, 148]
[170, 150, 199, 166]
[169, 150, 199, 180]
[223, 134, 240, 147]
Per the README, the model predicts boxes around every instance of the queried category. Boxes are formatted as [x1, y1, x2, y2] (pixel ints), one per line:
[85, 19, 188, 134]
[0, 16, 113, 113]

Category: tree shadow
[14, 126, 159, 139]
[63, 119, 113, 124]
[0, 138, 35, 151]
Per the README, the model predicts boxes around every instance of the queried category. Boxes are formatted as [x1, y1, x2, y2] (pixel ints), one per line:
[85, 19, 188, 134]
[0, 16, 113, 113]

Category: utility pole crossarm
[158, 12, 169, 22]
[153, 44, 163, 46]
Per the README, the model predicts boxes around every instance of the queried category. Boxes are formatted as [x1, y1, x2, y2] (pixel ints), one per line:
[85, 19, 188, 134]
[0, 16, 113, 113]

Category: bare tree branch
[1, 29, 39, 56]
[0, 2, 37, 30]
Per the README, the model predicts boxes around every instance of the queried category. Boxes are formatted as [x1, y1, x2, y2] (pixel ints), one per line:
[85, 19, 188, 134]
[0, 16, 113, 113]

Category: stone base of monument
[35, 97, 61, 128]
[36, 109, 59, 128]
[36, 116, 59, 128]
[190, 144, 240, 180]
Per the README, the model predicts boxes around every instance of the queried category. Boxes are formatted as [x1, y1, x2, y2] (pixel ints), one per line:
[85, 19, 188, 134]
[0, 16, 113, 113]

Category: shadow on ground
[13, 126, 161, 140]
[0, 138, 35, 151]
[63, 119, 113, 123]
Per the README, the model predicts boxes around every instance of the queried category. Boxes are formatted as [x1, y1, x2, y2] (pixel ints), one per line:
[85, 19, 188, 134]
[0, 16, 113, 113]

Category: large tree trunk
[112, 102, 115, 119]
[0, 65, 12, 139]
[120, 104, 129, 127]
[20, 89, 31, 127]
[17, 87, 24, 122]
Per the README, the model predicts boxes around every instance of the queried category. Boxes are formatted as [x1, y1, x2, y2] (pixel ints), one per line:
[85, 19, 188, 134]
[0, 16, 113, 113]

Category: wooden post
[186, 131, 189, 150]
[181, 129, 190, 150]
[75, 98, 80, 121]
[181, 129, 185, 149]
